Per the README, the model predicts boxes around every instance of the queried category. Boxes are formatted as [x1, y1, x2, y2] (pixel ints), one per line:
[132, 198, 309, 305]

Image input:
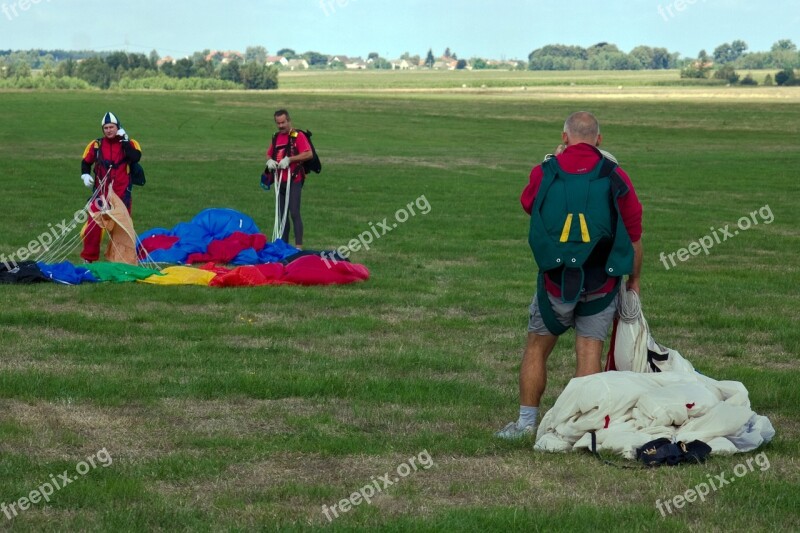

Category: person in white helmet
[79, 112, 142, 263]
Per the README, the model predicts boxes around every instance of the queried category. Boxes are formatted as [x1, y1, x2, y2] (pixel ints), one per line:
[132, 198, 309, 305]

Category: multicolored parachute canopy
[2, 208, 369, 287]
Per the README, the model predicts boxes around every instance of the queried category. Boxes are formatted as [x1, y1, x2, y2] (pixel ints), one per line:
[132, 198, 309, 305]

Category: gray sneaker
[495, 421, 536, 440]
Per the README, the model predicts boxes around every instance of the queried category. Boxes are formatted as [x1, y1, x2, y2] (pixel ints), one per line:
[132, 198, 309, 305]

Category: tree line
[526, 39, 800, 85]
[2, 40, 799, 90]
[0, 46, 278, 90]
[678, 40, 800, 85]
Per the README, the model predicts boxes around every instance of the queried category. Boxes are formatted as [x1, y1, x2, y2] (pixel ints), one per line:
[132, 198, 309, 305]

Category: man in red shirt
[79, 112, 142, 263]
[496, 111, 643, 439]
[263, 109, 313, 248]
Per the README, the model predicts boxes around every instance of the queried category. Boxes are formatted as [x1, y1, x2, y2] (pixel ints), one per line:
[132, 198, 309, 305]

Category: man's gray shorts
[528, 290, 617, 341]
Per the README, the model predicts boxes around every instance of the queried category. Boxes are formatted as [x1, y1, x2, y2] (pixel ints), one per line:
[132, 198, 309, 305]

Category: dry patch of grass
[1, 400, 165, 462]
[1, 398, 476, 463]
[148, 449, 792, 527]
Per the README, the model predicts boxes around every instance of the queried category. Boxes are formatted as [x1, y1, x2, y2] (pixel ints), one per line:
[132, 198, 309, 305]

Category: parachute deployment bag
[529, 156, 634, 335]
[130, 162, 146, 186]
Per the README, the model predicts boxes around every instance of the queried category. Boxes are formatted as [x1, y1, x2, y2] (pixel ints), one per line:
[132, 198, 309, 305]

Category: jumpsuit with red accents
[80, 136, 142, 262]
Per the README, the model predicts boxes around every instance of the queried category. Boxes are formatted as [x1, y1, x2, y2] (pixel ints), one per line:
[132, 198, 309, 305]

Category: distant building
[390, 59, 413, 70]
[432, 58, 458, 70]
[485, 59, 523, 69]
[330, 55, 367, 69]
[286, 58, 309, 70]
[205, 50, 244, 64]
[346, 59, 367, 69]
[266, 55, 290, 67]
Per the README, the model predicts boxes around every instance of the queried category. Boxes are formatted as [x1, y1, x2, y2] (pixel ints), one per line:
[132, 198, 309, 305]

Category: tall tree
[245, 46, 268, 64]
[303, 51, 329, 66]
[76, 57, 112, 88]
[55, 58, 77, 77]
[528, 44, 588, 70]
[219, 61, 242, 84]
[240, 62, 278, 89]
[425, 49, 434, 68]
[172, 58, 193, 78]
[149, 49, 160, 69]
[629, 45, 655, 69]
[771, 39, 797, 52]
[713, 41, 747, 64]
[731, 40, 748, 58]
[105, 51, 129, 71]
[770, 39, 798, 68]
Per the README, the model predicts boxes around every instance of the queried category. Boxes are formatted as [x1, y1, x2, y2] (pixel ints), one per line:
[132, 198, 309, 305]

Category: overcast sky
[1, 0, 798, 59]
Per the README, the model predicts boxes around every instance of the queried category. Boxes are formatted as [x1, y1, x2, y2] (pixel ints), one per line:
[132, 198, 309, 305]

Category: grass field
[0, 74, 799, 531]
[277, 68, 784, 90]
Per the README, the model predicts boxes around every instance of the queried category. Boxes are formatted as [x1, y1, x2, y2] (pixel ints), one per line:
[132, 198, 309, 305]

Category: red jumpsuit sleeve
[520, 165, 544, 215]
[615, 167, 643, 242]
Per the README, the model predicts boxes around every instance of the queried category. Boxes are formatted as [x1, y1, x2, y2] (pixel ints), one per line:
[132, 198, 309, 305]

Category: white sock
[518, 406, 538, 428]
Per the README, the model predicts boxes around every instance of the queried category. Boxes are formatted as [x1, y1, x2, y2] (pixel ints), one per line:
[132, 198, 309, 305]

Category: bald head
[563, 111, 601, 145]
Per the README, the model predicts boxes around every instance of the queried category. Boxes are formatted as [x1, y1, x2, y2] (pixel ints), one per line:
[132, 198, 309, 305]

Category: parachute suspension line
[134, 232, 162, 272]
[272, 169, 291, 243]
[89, 187, 160, 272]
[85, 169, 159, 271]
[31, 168, 157, 271]
[37, 228, 83, 265]
[35, 173, 109, 265]
[617, 282, 642, 324]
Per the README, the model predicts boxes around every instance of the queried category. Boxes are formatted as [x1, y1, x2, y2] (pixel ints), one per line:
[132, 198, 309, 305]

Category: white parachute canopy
[534, 285, 775, 459]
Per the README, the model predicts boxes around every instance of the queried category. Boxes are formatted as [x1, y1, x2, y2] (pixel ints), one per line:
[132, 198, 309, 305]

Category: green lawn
[0, 85, 798, 531]
[277, 68, 783, 90]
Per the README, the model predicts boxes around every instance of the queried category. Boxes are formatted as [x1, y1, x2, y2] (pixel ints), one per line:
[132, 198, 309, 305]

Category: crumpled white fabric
[612, 284, 650, 372]
[534, 305, 775, 459]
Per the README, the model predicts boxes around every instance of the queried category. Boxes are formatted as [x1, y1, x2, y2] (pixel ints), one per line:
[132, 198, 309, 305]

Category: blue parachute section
[138, 208, 297, 265]
[37, 261, 99, 285]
